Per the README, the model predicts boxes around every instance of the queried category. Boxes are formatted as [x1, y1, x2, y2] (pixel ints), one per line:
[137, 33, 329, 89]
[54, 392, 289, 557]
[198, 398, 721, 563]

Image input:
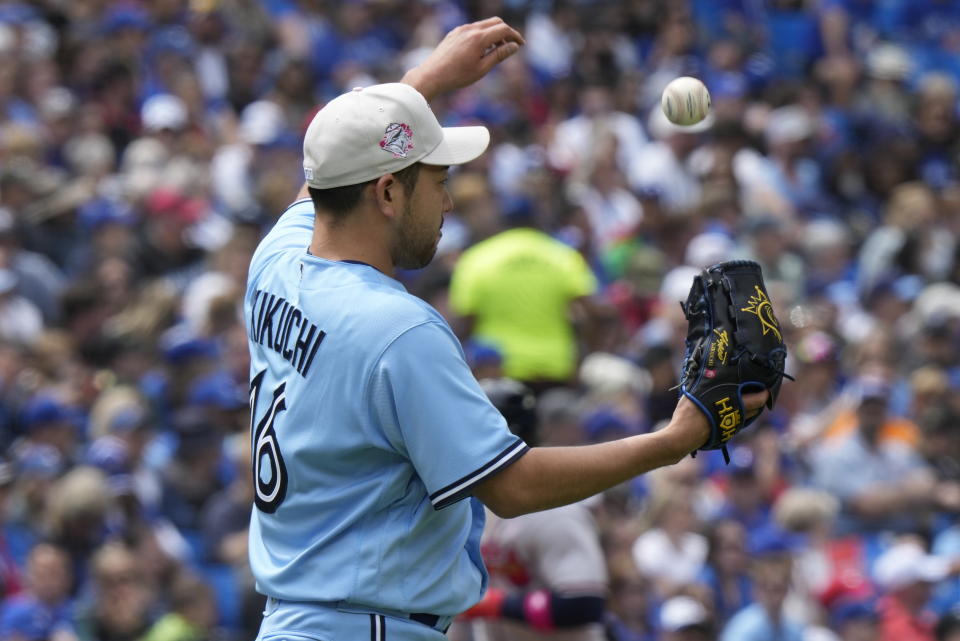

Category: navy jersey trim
[284, 198, 312, 212]
[429, 439, 529, 510]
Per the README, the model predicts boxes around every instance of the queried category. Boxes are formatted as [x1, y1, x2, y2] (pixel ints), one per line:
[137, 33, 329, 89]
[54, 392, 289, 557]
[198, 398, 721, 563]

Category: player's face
[391, 165, 452, 270]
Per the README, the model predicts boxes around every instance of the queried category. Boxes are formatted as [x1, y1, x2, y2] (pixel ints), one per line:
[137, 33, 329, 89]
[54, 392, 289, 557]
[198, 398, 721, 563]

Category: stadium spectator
[811, 376, 956, 534]
[720, 538, 807, 641]
[873, 541, 957, 641]
[139, 572, 218, 641]
[604, 562, 655, 641]
[0, 543, 74, 641]
[449, 199, 603, 389]
[830, 598, 880, 641]
[157, 409, 224, 534]
[73, 543, 154, 641]
[631, 485, 707, 598]
[44, 468, 111, 582]
[697, 519, 752, 625]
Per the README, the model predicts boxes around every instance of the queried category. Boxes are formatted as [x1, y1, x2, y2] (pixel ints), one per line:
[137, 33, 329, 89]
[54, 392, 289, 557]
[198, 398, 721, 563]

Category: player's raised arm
[295, 17, 522, 200]
[400, 17, 524, 101]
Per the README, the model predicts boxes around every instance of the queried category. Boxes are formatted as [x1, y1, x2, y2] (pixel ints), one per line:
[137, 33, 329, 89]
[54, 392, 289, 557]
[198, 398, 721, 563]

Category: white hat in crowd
[580, 352, 651, 397]
[765, 105, 813, 146]
[866, 43, 912, 81]
[141, 93, 188, 132]
[661, 265, 701, 306]
[240, 100, 285, 146]
[873, 541, 950, 591]
[685, 232, 735, 268]
[660, 595, 709, 632]
[302, 83, 489, 189]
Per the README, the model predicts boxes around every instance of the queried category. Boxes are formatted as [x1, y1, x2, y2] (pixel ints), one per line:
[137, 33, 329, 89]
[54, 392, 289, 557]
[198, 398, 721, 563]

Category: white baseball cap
[302, 83, 489, 189]
[141, 93, 188, 132]
[873, 542, 950, 591]
[240, 100, 285, 146]
[660, 596, 709, 632]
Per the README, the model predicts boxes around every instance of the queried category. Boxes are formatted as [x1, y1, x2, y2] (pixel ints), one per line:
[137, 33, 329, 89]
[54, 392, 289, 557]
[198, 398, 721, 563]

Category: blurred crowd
[1, 0, 960, 640]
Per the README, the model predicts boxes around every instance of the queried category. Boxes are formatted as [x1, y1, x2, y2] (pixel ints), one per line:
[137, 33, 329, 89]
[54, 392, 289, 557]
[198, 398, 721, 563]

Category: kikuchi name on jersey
[250, 290, 326, 377]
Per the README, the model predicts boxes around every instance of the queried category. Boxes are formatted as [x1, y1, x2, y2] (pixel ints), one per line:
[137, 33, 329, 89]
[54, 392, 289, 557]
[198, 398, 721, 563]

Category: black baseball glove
[678, 260, 790, 461]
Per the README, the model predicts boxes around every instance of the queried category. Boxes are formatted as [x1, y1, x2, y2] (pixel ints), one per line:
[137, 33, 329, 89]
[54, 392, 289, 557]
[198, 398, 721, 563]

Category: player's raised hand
[401, 17, 524, 101]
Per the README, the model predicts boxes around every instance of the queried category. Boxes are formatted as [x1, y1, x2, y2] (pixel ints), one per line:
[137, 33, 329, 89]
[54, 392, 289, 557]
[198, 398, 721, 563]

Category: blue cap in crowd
[500, 195, 535, 222]
[582, 408, 636, 442]
[147, 26, 195, 60]
[100, 5, 151, 34]
[727, 446, 756, 478]
[78, 197, 135, 232]
[20, 395, 78, 432]
[748, 524, 806, 558]
[171, 408, 222, 458]
[160, 326, 219, 365]
[464, 340, 502, 369]
[16, 444, 64, 480]
[189, 371, 247, 410]
[86, 437, 129, 476]
[0, 3, 38, 25]
[109, 405, 149, 434]
[830, 598, 878, 628]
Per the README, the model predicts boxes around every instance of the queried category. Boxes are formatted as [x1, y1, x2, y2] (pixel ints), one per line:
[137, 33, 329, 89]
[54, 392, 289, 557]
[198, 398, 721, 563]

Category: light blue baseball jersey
[244, 199, 528, 617]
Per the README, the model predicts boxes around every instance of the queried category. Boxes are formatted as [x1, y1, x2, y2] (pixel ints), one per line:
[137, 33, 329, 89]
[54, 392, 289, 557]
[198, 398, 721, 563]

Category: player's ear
[373, 173, 401, 220]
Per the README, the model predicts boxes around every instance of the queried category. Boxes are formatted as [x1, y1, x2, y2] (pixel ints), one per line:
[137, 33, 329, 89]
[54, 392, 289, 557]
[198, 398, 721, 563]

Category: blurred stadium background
[0, 1, 959, 640]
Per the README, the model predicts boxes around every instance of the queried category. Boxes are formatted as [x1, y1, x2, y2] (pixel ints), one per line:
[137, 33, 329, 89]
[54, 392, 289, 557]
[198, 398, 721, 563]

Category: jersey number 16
[250, 370, 288, 513]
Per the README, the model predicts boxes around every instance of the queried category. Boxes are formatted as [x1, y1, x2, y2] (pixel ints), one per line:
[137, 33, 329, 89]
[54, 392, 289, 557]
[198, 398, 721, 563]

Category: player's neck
[309, 215, 395, 278]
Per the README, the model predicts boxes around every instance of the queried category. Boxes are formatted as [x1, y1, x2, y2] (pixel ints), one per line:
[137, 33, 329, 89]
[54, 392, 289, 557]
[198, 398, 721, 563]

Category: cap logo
[380, 122, 414, 158]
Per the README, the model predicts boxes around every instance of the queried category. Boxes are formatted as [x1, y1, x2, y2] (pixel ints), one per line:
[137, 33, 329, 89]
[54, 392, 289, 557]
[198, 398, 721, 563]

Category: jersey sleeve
[370, 320, 528, 510]
[562, 247, 598, 299]
[249, 198, 314, 278]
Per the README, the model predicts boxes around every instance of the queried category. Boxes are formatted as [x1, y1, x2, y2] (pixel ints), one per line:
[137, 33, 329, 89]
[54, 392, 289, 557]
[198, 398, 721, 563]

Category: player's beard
[390, 200, 439, 270]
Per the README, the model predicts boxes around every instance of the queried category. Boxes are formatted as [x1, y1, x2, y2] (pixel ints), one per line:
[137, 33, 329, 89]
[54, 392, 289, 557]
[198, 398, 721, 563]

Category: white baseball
[661, 77, 712, 126]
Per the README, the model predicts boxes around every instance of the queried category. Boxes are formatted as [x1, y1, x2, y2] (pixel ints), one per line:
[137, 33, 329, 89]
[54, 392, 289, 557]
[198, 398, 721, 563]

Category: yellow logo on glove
[715, 396, 742, 442]
[741, 286, 782, 342]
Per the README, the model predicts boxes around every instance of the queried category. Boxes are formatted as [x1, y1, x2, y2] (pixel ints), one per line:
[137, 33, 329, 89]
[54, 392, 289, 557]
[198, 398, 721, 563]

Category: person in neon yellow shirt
[449, 204, 601, 386]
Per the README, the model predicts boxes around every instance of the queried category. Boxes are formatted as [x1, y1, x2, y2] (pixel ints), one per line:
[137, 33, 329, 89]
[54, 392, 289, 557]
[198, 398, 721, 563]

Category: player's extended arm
[295, 18, 523, 200]
[474, 392, 768, 518]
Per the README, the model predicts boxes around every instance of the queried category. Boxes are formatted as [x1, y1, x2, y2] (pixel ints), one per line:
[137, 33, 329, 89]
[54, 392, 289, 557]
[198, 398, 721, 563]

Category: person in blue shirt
[244, 18, 770, 641]
[720, 529, 807, 641]
[698, 519, 753, 625]
[0, 543, 75, 641]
